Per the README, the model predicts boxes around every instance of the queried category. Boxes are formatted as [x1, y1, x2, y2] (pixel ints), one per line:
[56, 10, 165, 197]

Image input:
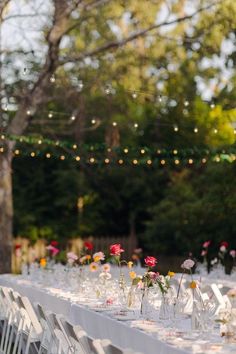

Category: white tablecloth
[0, 274, 235, 354]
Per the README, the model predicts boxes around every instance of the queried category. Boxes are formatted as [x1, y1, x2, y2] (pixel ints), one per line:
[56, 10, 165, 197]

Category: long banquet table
[0, 274, 235, 354]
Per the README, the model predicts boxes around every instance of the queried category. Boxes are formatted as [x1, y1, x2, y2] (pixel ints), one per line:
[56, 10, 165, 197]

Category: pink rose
[110, 244, 124, 256]
[144, 256, 157, 268]
[181, 259, 195, 270]
[230, 250, 236, 258]
[203, 241, 211, 248]
[201, 250, 207, 257]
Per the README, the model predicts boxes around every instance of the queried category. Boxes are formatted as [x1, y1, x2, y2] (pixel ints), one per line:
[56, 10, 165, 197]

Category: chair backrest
[20, 296, 42, 335]
[60, 317, 93, 354]
[92, 339, 143, 354]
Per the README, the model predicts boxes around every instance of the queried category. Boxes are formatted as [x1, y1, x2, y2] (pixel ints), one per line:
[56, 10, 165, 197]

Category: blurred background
[1, 0, 236, 272]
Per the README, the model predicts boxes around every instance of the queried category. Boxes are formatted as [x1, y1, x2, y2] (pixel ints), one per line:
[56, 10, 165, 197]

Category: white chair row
[0, 286, 142, 354]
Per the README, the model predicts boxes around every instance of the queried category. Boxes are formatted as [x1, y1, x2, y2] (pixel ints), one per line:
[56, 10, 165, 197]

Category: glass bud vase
[140, 286, 150, 318]
[191, 300, 200, 330]
[127, 285, 136, 308]
[159, 295, 170, 320]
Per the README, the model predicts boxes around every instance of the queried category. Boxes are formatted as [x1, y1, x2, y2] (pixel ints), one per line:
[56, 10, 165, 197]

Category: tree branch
[61, 1, 221, 64]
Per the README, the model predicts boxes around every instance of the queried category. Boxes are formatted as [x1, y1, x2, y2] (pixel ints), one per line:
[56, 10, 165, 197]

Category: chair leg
[0, 319, 7, 351]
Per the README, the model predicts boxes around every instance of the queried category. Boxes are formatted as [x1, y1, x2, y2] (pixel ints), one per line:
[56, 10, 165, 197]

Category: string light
[132, 92, 137, 99]
[174, 125, 179, 132]
[107, 148, 111, 152]
[89, 157, 95, 163]
[75, 156, 80, 161]
[78, 80, 83, 91]
[210, 103, 215, 109]
[234, 129, 236, 135]
[26, 110, 31, 116]
[147, 159, 152, 165]
[133, 159, 138, 165]
[215, 156, 220, 162]
[134, 123, 138, 128]
[158, 95, 162, 103]
[112, 122, 117, 127]
[70, 115, 76, 121]
[30, 152, 35, 157]
[194, 127, 198, 133]
[173, 149, 178, 155]
[140, 149, 145, 154]
[188, 159, 193, 164]
[202, 158, 207, 163]
[46, 153, 51, 158]
[48, 112, 53, 118]
[157, 149, 161, 154]
[184, 100, 189, 107]
[0, 147, 4, 153]
[91, 119, 96, 124]
[214, 128, 218, 134]
[38, 139, 42, 144]
[15, 149, 20, 155]
[124, 148, 128, 153]
[104, 158, 110, 164]
[60, 155, 65, 160]
[118, 159, 124, 164]
[174, 159, 180, 165]
[161, 159, 165, 165]
[50, 75, 56, 83]
[72, 144, 77, 149]
[1, 135, 5, 140]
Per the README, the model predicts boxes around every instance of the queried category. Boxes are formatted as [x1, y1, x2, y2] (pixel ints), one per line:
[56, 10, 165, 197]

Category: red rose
[220, 241, 229, 248]
[110, 244, 124, 256]
[144, 256, 157, 268]
[50, 240, 58, 247]
[84, 241, 94, 251]
[15, 244, 22, 250]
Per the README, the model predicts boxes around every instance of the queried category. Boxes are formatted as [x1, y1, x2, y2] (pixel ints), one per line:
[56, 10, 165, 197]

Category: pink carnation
[230, 250, 236, 258]
[144, 256, 157, 268]
[67, 252, 78, 262]
[110, 244, 124, 256]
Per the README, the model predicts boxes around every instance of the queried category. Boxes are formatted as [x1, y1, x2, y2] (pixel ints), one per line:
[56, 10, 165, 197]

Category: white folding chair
[92, 339, 143, 354]
[57, 316, 94, 354]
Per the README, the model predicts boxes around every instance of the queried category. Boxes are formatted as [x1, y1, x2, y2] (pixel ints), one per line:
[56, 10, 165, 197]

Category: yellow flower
[127, 261, 133, 269]
[168, 271, 175, 278]
[93, 256, 100, 262]
[40, 258, 47, 268]
[190, 281, 197, 289]
[129, 271, 137, 280]
[89, 262, 99, 272]
[86, 255, 91, 260]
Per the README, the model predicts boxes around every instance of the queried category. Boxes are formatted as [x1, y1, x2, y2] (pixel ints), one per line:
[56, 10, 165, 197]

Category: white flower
[181, 259, 195, 270]
[99, 272, 112, 280]
[211, 257, 218, 265]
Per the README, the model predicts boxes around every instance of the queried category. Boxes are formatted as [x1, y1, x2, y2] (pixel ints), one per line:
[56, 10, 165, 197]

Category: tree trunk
[0, 149, 13, 273]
